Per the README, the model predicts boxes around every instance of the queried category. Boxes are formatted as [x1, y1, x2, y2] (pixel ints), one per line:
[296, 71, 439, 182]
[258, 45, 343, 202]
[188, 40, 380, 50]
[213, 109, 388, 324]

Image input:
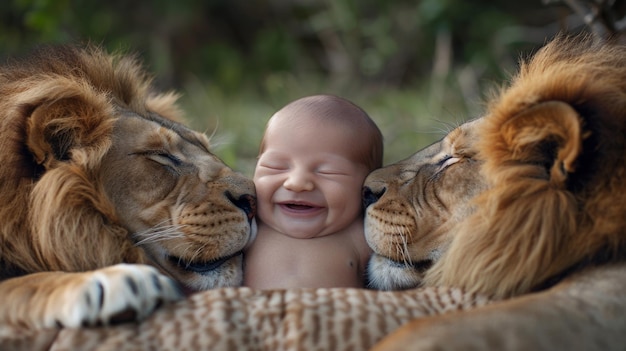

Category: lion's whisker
[401, 230, 411, 267]
[133, 224, 187, 246]
[188, 246, 205, 264]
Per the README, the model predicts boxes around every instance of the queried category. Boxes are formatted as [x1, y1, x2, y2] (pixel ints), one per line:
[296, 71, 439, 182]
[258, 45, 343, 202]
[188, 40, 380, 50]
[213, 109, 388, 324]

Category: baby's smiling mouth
[280, 201, 321, 211]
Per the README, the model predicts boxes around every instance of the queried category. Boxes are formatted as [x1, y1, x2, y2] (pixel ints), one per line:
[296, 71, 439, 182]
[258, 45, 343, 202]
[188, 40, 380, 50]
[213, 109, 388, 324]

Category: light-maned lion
[0, 45, 257, 330]
[364, 34, 626, 349]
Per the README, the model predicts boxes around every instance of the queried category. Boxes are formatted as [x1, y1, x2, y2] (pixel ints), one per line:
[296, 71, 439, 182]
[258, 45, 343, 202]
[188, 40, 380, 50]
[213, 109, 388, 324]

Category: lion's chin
[150, 251, 244, 293]
[365, 253, 432, 290]
[167, 251, 243, 275]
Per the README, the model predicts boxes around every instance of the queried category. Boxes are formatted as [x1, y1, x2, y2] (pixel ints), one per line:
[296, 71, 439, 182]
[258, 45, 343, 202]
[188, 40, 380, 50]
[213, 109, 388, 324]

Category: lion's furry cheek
[364, 206, 417, 256]
[98, 163, 178, 226]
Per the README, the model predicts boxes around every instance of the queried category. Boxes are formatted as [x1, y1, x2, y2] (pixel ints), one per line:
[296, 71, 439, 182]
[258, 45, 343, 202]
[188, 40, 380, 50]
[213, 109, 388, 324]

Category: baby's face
[254, 117, 369, 239]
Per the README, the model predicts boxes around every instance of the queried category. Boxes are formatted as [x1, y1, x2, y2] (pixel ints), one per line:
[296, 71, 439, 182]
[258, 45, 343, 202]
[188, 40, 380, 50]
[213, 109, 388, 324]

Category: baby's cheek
[255, 194, 275, 224]
[330, 184, 362, 210]
[253, 176, 274, 195]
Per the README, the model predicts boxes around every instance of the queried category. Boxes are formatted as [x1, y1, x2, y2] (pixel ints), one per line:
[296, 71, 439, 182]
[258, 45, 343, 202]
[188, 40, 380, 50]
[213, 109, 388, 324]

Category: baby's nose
[283, 169, 314, 192]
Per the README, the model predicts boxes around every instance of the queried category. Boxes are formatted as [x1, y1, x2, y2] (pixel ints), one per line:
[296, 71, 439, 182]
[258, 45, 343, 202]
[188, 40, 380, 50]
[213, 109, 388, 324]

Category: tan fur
[372, 263, 626, 351]
[0, 45, 257, 329]
[364, 35, 626, 299]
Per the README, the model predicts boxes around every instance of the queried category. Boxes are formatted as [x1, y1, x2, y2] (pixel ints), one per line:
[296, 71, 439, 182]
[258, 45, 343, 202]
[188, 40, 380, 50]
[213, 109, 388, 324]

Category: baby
[244, 94, 383, 289]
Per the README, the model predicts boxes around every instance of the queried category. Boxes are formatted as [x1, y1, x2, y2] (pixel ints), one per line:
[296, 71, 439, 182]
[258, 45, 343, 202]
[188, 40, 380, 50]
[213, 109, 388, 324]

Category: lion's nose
[226, 192, 256, 221]
[362, 186, 386, 209]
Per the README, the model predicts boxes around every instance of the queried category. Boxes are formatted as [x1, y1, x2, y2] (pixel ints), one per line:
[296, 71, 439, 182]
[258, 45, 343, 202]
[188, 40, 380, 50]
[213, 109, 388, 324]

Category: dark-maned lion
[0, 45, 257, 330]
[364, 34, 626, 349]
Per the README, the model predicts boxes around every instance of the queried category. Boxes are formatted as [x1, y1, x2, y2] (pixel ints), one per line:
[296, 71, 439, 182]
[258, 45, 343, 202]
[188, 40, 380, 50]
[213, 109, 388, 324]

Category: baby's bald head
[260, 95, 383, 171]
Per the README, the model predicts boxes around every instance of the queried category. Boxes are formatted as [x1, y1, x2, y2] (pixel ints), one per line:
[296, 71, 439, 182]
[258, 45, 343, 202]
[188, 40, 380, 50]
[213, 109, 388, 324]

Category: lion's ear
[27, 100, 75, 164]
[499, 101, 583, 186]
[26, 96, 113, 167]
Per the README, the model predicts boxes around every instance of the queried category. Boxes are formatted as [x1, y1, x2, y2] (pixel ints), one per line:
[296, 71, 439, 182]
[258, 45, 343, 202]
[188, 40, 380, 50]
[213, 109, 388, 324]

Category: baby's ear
[499, 101, 583, 186]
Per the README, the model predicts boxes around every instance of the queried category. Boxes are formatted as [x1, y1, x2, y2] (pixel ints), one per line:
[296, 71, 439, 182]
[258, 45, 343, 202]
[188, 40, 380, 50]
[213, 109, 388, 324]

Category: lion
[363, 34, 626, 349]
[0, 44, 257, 330]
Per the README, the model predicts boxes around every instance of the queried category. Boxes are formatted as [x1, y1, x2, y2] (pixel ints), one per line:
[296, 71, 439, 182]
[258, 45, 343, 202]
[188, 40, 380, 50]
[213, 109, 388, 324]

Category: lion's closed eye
[146, 152, 182, 167]
[438, 155, 460, 167]
[435, 155, 461, 173]
[140, 152, 188, 174]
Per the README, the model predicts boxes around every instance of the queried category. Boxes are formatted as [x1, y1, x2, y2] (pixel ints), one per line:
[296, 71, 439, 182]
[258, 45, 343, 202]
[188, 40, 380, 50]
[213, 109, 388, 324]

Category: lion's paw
[52, 264, 183, 328]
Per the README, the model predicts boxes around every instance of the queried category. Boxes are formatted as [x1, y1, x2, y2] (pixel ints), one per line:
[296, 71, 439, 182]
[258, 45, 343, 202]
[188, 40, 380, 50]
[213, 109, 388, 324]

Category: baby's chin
[259, 219, 330, 240]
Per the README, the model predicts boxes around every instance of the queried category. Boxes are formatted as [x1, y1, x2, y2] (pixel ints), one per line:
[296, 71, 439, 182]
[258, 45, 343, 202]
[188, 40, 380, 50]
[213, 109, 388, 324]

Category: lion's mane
[424, 35, 626, 298]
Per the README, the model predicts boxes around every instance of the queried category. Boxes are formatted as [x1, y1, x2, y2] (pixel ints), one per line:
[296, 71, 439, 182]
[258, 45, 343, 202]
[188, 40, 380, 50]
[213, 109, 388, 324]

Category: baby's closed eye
[316, 167, 350, 176]
[258, 161, 289, 171]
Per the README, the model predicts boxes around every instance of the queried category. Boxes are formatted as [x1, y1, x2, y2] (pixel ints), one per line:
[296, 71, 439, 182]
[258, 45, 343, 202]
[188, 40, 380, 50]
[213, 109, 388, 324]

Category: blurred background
[1, 0, 624, 175]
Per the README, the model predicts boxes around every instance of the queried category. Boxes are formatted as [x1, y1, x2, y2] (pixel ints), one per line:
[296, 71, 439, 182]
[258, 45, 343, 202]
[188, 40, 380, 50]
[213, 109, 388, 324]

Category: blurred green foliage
[0, 0, 582, 175]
